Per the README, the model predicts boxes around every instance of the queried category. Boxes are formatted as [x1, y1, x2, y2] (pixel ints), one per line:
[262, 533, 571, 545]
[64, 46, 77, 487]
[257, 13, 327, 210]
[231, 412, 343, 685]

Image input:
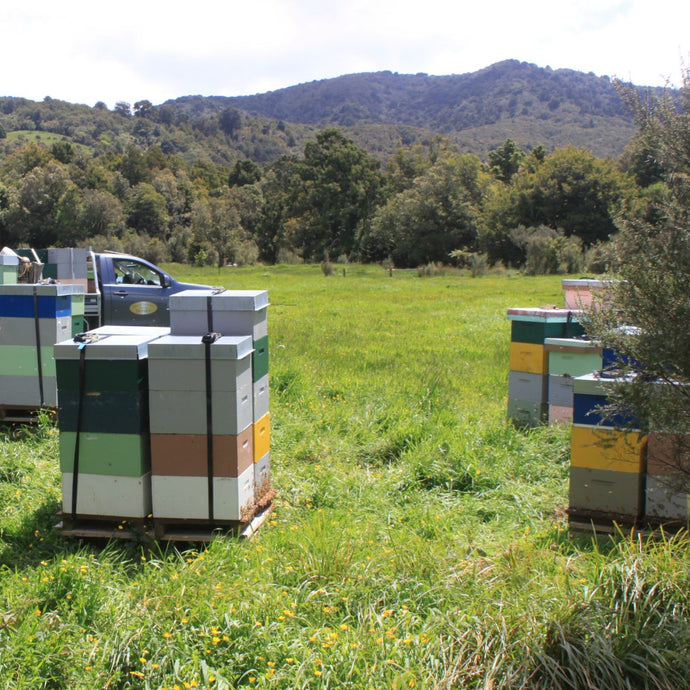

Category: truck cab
[90, 252, 211, 329]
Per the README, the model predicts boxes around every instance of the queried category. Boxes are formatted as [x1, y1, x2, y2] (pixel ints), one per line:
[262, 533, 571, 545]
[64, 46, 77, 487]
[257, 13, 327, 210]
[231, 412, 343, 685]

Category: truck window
[112, 259, 162, 286]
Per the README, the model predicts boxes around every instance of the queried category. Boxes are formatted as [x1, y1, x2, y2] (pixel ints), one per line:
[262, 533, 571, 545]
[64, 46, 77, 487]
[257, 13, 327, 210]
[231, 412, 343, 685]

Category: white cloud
[0, 0, 687, 105]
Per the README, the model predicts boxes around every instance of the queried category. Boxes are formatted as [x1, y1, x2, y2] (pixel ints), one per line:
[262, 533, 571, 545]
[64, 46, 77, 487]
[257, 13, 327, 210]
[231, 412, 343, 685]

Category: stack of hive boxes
[54, 330, 165, 520]
[507, 308, 584, 426]
[0, 283, 84, 408]
[148, 289, 270, 523]
[569, 373, 646, 520]
[544, 338, 602, 424]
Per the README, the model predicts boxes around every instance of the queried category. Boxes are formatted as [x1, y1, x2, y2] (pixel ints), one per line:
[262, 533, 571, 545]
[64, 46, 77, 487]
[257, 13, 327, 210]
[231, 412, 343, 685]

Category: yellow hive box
[253, 413, 271, 462]
[570, 425, 646, 474]
[509, 342, 548, 375]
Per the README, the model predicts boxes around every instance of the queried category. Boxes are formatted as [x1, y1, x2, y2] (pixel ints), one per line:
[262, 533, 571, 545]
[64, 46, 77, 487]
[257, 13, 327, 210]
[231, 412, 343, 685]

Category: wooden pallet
[567, 508, 688, 539]
[55, 500, 274, 543]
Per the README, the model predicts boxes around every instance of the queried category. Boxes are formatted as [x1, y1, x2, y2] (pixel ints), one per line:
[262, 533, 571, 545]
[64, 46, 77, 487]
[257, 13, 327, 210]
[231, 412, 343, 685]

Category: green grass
[1, 265, 689, 688]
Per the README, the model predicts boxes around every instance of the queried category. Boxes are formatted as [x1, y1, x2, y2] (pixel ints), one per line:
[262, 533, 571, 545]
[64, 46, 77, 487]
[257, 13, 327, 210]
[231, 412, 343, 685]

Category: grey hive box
[151, 466, 255, 521]
[548, 375, 575, 408]
[54, 332, 164, 361]
[569, 466, 644, 516]
[508, 371, 548, 404]
[147, 335, 253, 392]
[646, 475, 690, 521]
[147, 334, 254, 435]
[0, 315, 72, 347]
[169, 289, 268, 339]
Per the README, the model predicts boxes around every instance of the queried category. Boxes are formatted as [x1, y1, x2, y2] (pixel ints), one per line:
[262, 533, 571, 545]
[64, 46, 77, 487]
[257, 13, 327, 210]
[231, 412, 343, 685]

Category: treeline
[0, 121, 663, 271]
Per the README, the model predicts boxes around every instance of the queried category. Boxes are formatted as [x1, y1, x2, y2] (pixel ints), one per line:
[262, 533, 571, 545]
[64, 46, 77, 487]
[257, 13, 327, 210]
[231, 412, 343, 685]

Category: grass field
[1, 264, 689, 688]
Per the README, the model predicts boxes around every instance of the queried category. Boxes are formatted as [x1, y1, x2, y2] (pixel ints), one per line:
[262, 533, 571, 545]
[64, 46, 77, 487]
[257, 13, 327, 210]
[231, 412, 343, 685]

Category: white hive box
[152, 464, 255, 521]
[61, 472, 152, 519]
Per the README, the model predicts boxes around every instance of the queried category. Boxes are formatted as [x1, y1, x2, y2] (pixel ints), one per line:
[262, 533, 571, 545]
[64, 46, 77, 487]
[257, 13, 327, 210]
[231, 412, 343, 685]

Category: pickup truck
[87, 251, 211, 329]
[10, 247, 211, 329]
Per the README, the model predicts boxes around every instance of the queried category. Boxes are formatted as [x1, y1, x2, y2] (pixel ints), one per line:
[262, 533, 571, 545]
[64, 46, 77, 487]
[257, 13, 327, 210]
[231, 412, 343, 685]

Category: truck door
[102, 257, 174, 326]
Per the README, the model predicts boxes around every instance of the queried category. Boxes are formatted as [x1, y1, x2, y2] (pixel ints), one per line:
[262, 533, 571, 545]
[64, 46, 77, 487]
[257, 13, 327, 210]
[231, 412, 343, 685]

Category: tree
[113, 101, 132, 117]
[585, 69, 690, 472]
[514, 146, 635, 246]
[488, 138, 524, 183]
[364, 153, 484, 266]
[134, 100, 154, 118]
[126, 183, 170, 237]
[229, 160, 261, 187]
[291, 129, 383, 261]
[219, 107, 242, 139]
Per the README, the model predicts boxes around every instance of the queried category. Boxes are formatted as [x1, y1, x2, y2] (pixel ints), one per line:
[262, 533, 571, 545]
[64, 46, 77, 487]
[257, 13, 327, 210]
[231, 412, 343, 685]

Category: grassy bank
[1, 265, 689, 688]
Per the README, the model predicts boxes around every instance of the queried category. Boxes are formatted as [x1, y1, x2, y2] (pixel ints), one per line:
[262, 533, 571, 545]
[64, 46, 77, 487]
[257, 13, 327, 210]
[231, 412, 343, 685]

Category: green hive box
[546, 338, 602, 377]
[252, 335, 269, 382]
[60, 432, 150, 476]
[56, 358, 148, 392]
[0, 265, 17, 285]
[507, 398, 548, 426]
[507, 308, 585, 344]
[0, 345, 56, 377]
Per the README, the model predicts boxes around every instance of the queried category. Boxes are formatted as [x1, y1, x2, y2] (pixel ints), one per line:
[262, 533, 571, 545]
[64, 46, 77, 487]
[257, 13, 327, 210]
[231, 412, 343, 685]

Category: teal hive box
[56, 358, 148, 392]
[57, 389, 149, 434]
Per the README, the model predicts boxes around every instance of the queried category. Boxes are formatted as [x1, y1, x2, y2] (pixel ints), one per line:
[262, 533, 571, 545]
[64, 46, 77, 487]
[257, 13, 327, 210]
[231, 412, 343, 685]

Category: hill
[0, 61, 665, 166]
[164, 60, 649, 158]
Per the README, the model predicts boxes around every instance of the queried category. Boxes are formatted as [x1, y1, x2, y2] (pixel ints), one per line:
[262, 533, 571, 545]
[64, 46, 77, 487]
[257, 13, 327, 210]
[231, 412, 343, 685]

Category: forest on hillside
[0, 63, 680, 270]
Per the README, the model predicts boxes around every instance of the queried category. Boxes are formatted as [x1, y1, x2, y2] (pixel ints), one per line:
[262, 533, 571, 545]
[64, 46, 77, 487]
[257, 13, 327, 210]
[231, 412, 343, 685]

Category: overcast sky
[1, 0, 688, 108]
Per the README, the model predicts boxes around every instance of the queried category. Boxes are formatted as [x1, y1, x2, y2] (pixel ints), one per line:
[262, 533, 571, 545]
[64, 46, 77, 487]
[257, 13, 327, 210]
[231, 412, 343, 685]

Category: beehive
[569, 373, 645, 519]
[506, 308, 584, 425]
[545, 337, 602, 424]
[147, 333, 257, 522]
[168, 289, 272, 518]
[1, 283, 84, 408]
[54, 331, 162, 519]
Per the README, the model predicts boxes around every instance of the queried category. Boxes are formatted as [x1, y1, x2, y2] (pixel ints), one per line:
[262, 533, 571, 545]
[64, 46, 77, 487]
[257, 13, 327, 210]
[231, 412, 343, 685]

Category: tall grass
[0, 264, 688, 688]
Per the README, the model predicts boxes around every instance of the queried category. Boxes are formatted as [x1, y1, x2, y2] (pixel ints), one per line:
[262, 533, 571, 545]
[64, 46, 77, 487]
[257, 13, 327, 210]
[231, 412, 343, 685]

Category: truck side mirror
[161, 274, 171, 288]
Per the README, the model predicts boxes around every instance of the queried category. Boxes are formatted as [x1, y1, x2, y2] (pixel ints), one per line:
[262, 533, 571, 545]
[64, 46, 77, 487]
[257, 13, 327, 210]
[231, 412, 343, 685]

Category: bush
[510, 225, 584, 275]
[417, 261, 445, 277]
[233, 239, 260, 266]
